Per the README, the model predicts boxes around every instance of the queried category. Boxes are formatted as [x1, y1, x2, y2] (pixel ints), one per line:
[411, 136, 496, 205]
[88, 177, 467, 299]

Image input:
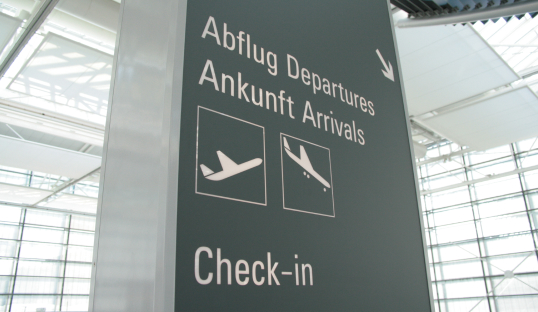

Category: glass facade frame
[420, 138, 538, 312]
[0, 203, 95, 312]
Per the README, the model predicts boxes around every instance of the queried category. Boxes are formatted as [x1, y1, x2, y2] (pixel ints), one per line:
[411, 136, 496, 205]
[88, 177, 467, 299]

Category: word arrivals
[303, 101, 365, 145]
[194, 247, 313, 286]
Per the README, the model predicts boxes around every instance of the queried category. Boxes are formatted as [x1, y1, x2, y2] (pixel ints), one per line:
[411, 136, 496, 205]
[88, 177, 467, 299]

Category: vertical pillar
[89, 1, 186, 311]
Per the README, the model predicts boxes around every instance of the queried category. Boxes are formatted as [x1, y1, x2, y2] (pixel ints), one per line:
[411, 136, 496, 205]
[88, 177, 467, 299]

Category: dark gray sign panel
[174, 1, 432, 310]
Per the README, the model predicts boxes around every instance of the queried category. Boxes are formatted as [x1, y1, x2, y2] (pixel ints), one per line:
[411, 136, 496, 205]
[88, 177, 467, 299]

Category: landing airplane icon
[200, 151, 262, 181]
[283, 137, 331, 189]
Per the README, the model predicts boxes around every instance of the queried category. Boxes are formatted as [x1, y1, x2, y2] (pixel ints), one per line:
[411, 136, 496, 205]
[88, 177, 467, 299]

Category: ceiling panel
[421, 86, 538, 151]
[0, 12, 20, 54]
[0, 183, 51, 204]
[43, 193, 97, 213]
[8, 33, 112, 117]
[0, 135, 101, 178]
[0, 122, 88, 151]
[395, 24, 519, 116]
[0, 104, 105, 146]
[475, 15, 538, 74]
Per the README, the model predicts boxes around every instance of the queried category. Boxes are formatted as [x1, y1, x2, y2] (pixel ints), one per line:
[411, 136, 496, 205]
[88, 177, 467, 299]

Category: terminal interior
[1, 0, 538, 311]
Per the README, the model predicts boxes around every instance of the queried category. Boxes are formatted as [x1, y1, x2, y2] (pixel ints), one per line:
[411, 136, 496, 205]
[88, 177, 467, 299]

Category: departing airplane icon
[200, 151, 262, 181]
[283, 137, 331, 189]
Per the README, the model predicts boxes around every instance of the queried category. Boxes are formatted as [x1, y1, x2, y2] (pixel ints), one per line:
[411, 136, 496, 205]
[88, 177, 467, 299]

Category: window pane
[69, 231, 94, 247]
[0, 275, 12, 293]
[19, 242, 66, 261]
[436, 277, 487, 299]
[431, 242, 480, 263]
[16, 260, 64, 277]
[66, 246, 93, 262]
[490, 274, 538, 296]
[437, 298, 489, 312]
[65, 263, 92, 278]
[484, 253, 538, 276]
[63, 278, 90, 295]
[70, 215, 96, 231]
[431, 221, 477, 244]
[468, 158, 516, 179]
[435, 260, 484, 280]
[0, 205, 22, 223]
[61, 295, 89, 311]
[422, 159, 464, 177]
[0, 258, 15, 275]
[481, 234, 535, 257]
[478, 212, 531, 238]
[422, 170, 466, 190]
[495, 294, 538, 312]
[22, 226, 67, 244]
[471, 176, 522, 201]
[466, 146, 512, 165]
[10, 294, 60, 312]
[425, 187, 471, 210]
[0, 240, 19, 257]
[476, 195, 526, 219]
[0, 170, 28, 186]
[0, 295, 8, 312]
[528, 209, 538, 230]
[25, 210, 68, 228]
[0, 224, 20, 239]
[429, 205, 474, 227]
[13, 276, 62, 294]
[523, 170, 538, 190]
[528, 192, 538, 210]
[516, 138, 538, 153]
[518, 151, 538, 168]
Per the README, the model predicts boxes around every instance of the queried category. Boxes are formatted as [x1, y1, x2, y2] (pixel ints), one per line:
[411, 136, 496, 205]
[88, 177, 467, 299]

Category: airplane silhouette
[200, 151, 262, 181]
[283, 137, 331, 189]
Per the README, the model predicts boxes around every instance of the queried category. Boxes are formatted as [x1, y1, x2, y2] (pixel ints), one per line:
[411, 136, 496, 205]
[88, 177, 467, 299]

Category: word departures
[195, 247, 313, 286]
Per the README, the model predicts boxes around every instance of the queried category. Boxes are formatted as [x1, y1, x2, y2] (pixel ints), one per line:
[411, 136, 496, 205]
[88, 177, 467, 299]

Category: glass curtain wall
[0, 203, 95, 312]
[0, 166, 97, 312]
[0, 0, 116, 309]
[420, 137, 538, 312]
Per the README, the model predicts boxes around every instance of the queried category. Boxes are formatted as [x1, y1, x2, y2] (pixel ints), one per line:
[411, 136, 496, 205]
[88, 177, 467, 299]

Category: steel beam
[421, 164, 538, 195]
[0, 99, 105, 146]
[31, 166, 101, 206]
[0, 200, 97, 216]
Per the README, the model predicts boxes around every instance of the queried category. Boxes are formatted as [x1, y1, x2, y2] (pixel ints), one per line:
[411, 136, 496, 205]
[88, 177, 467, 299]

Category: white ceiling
[0, 135, 101, 179]
[421, 86, 538, 151]
[42, 193, 97, 213]
[475, 14, 538, 74]
[395, 24, 519, 116]
[8, 33, 113, 117]
[0, 183, 51, 204]
[0, 102, 105, 146]
[0, 0, 109, 213]
[0, 12, 20, 54]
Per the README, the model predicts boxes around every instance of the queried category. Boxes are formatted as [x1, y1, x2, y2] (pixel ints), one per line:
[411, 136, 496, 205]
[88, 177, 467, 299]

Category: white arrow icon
[375, 49, 394, 82]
